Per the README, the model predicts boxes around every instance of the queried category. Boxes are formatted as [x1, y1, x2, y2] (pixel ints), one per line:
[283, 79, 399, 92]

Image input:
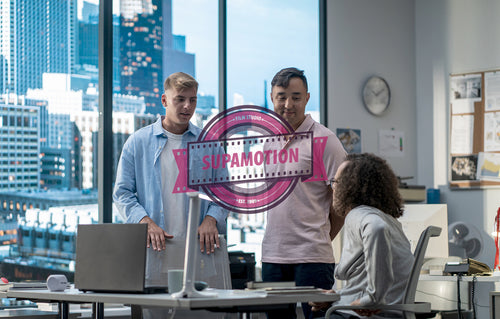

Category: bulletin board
[449, 70, 500, 188]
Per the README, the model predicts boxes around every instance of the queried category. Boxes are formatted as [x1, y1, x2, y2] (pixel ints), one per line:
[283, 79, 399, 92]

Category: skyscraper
[119, 0, 196, 115]
[0, 0, 13, 94]
[0, 0, 77, 95]
[77, 9, 121, 94]
[119, 0, 163, 115]
[0, 95, 41, 192]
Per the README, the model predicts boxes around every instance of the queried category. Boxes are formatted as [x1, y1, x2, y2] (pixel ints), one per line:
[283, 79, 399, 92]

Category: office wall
[327, 0, 500, 246]
[326, 0, 417, 182]
[415, 0, 500, 233]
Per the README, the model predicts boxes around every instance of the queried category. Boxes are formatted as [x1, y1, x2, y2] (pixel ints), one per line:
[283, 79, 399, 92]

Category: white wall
[326, 3, 500, 316]
[327, 0, 500, 261]
[327, 0, 417, 180]
[415, 0, 500, 237]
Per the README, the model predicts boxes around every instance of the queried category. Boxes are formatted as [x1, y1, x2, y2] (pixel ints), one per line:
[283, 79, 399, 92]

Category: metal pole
[218, 0, 227, 112]
[98, 0, 113, 223]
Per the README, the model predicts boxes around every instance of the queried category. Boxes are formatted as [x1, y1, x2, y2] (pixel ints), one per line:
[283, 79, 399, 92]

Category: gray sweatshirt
[334, 205, 414, 318]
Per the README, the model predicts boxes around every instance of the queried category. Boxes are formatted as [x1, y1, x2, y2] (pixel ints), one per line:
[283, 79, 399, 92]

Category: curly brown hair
[333, 153, 404, 218]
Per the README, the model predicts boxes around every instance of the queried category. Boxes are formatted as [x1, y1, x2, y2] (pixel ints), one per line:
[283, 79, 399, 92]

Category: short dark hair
[271, 67, 308, 91]
[334, 153, 404, 218]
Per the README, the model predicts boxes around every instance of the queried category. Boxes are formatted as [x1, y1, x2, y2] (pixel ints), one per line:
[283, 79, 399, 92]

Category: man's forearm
[329, 209, 345, 241]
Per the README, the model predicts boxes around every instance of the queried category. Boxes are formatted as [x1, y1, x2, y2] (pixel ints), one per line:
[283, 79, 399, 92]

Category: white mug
[167, 269, 184, 294]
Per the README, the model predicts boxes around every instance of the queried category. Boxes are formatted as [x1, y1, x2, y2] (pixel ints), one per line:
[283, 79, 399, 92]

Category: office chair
[325, 226, 442, 319]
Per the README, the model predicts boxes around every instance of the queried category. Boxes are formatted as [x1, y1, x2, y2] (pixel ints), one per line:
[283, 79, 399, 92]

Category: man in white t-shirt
[113, 72, 227, 317]
[261, 67, 347, 319]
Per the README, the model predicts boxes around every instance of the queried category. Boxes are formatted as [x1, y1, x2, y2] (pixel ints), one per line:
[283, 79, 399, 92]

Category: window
[0, 0, 97, 278]
[227, 0, 320, 120]
[112, 0, 218, 223]
[0, 0, 322, 281]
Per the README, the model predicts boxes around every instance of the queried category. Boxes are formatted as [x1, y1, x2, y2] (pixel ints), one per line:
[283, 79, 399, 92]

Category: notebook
[74, 223, 165, 293]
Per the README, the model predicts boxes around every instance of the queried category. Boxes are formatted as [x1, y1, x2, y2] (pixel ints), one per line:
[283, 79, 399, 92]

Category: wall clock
[362, 76, 391, 116]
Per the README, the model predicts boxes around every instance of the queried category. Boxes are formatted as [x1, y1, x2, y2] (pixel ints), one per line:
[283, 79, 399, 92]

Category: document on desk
[256, 287, 324, 295]
[215, 289, 268, 298]
[10, 282, 47, 289]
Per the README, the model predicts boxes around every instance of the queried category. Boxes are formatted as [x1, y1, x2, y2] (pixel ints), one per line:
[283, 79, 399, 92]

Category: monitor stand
[171, 192, 217, 298]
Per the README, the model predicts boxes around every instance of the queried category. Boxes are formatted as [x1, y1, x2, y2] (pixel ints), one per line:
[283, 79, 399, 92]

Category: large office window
[225, 1, 320, 264]
[112, 0, 218, 223]
[0, 0, 98, 278]
[0, 0, 322, 281]
[227, 0, 320, 120]
[171, 0, 219, 127]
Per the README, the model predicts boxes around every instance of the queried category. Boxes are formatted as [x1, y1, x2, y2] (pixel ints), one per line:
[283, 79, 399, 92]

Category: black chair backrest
[404, 226, 442, 304]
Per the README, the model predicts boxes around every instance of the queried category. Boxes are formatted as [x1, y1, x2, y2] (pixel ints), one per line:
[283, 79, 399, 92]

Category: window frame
[98, 0, 326, 223]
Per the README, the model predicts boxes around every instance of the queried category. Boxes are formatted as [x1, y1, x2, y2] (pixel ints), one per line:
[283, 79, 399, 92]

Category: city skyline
[0, 0, 320, 195]
[0, 0, 319, 279]
[78, 0, 320, 112]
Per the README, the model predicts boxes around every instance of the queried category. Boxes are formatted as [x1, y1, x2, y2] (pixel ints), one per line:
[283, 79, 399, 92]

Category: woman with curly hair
[311, 153, 414, 319]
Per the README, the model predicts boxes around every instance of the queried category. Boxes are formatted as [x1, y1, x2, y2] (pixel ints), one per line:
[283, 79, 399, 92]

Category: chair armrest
[324, 302, 431, 318]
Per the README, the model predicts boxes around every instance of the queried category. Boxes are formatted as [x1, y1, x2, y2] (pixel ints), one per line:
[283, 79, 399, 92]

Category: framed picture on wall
[336, 128, 361, 154]
[451, 155, 478, 181]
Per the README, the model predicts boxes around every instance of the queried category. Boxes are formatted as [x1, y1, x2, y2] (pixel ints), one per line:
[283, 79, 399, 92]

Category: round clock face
[362, 76, 391, 116]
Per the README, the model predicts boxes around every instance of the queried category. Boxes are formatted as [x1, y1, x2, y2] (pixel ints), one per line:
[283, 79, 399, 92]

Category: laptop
[74, 223, 165, 293]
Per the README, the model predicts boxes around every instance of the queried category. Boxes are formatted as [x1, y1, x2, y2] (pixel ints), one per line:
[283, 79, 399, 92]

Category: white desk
[419, 274, 500, 283]
[419, 274, 500, 319]
[490, 291, 500, 319]
[4, 287, 339, 319]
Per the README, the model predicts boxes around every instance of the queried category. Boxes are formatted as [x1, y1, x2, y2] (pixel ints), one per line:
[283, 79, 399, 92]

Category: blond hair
[164, 72, 198, 92]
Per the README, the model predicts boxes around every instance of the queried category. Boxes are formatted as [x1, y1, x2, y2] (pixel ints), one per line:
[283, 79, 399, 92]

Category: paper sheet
[484, 112, 500, 151]
[378, 130, 404, 157]
[450, 73, 482, 114]
[451, 115, 474, 154]
[477, 152, 500, 180]
[485, 72, 500, 111]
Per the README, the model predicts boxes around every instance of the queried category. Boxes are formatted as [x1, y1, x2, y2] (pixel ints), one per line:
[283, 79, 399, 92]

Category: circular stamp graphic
[173, 105, 328, 213]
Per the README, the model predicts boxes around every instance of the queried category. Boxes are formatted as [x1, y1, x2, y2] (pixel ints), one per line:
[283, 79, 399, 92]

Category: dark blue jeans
[262, 262, 335, 319]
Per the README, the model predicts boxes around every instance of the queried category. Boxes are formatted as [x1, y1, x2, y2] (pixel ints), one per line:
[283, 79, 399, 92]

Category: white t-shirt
[160, 129, 187, 238]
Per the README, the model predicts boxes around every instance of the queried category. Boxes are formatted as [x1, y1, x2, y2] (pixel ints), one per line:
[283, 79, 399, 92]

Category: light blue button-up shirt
[113, 116, 227, 234]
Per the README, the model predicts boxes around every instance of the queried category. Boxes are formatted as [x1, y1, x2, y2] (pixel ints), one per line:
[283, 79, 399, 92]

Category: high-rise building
[118, 0, 196, 115]
[78, 20, 99, 67]
[83, 90, 146, 114]
[73, 111, 156, 189]
[91, 113, 157, 189]
[0, 0, 14, 95]
[81, 1, 98, 23]
[119, 0, 163, 115]
[26, 74, 84, 115]
[0, 0, 77, 95]
[120, 0, 154, 20]
[38, 114, 74, 190]
[0, 95, 41, 192]
[39, 147, 71, 190]
[77, 13, 121, 93]
[48, 114, 73, 150]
